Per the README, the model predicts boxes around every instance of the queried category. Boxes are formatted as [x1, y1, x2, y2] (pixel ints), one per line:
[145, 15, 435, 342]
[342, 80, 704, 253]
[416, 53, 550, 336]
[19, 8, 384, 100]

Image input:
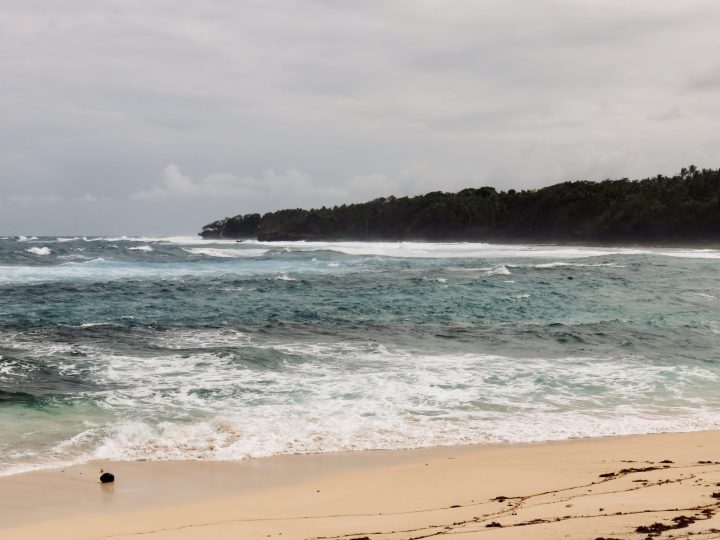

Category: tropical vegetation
[199, 166, 720, 243]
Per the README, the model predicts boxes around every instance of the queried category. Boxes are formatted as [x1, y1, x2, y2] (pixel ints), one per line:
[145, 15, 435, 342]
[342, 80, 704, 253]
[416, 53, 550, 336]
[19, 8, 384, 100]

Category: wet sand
[2, 430, 720, 539]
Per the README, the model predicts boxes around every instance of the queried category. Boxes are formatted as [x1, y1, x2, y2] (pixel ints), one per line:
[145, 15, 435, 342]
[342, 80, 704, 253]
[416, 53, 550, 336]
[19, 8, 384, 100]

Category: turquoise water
[1, 236, 719, 475]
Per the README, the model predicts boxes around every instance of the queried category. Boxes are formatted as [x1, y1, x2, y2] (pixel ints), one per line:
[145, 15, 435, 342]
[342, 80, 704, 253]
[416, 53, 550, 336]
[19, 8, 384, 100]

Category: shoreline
[2, 430, 720, 539]
[1, 423, 716, 481]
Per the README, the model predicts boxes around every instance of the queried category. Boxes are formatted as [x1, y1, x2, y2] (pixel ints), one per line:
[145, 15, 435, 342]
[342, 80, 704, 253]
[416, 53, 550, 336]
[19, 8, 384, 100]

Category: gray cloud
[133, 164, 340, 204]
[1, 0, 719, 234]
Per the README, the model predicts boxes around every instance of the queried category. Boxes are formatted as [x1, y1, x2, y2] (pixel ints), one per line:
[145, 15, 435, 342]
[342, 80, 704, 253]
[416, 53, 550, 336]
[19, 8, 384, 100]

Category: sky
[1, 0, 719, 235]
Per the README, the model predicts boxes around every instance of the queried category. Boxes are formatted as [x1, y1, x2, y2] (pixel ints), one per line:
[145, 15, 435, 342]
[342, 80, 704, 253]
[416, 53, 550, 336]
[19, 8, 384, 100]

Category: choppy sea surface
[1, 235, 719, 476]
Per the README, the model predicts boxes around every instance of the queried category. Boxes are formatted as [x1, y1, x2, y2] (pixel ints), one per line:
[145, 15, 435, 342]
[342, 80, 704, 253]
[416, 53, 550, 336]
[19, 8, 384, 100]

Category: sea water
[0, 236, 719, 475]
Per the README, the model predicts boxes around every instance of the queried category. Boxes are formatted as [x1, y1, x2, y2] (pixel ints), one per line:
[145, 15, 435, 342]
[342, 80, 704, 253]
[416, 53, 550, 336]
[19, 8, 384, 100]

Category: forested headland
[199, 166, 720, 243]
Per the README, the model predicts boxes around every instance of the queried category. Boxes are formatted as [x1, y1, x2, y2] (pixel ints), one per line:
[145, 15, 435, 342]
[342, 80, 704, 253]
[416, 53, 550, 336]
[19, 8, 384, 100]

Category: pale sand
[2, 431, 720, 539]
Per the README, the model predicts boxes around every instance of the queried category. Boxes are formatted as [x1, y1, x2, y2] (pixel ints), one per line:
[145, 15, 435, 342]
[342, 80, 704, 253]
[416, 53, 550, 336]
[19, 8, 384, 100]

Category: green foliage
[199, 167, 720, 243]
[200, 213, 261, 238]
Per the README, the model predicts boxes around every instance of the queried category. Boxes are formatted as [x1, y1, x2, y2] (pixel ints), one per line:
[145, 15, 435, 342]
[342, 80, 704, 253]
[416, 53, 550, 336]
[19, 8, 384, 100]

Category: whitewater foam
[0, 258, 235, 284]
[80, 235, 236, 245]
[54, 237, 84, 242]
[525, 262, 627, 269]
[251, 241, 633, 259]
[25, 246, 51, 255]
[231, 240, 720, 260]
[483, 265, 512, 276]
[13, 347, 717, 468]
[185, 247, 267, 258]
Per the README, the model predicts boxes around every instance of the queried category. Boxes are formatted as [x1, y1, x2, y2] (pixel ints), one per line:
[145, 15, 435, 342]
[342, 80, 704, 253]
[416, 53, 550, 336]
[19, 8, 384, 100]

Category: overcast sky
[1, 0, 719, 235]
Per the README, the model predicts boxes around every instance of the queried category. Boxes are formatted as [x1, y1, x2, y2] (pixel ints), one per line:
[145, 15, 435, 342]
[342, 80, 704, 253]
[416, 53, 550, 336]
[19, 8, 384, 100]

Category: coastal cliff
[200, 166, 720, 243]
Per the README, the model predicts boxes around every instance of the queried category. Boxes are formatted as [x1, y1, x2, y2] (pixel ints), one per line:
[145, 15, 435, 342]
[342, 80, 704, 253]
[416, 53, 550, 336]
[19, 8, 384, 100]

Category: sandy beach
[1, 430, 719, 540]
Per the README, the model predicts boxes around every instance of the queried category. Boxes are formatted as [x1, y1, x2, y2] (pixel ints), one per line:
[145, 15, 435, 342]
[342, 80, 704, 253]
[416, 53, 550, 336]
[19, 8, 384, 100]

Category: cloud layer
[1, 0, 719, 234]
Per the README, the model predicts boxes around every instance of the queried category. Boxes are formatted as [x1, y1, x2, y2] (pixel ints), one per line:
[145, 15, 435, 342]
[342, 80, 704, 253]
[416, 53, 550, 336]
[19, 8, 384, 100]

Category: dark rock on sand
[100, 472, 115, 483]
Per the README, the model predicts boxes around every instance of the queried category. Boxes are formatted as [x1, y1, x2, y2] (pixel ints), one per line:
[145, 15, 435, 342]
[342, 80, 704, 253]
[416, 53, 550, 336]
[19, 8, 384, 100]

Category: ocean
[1, 235, 719, 476]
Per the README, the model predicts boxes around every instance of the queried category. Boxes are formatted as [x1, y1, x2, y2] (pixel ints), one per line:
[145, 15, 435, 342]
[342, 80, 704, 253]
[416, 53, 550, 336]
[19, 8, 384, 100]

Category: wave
[251, 241, 631, 259]
[2, 343, 718, 475]
[25, 246, 51, 256]
[77, 236, 236, 245]
[482, 265, 512, 276]
[185, 247, 267, 258]
[15, 237, 718, 260]
[522, 262, 627, 269]
[234, 241, 720, 260]
[83, 406, 719, 466]
[659, 249, 720, 259]
[423, 276, 447, 283]
[0, 256, 278, 285]
[54, 237, 85, 242]
[0, 258, 159, 284]
[128, 245, 154, 252]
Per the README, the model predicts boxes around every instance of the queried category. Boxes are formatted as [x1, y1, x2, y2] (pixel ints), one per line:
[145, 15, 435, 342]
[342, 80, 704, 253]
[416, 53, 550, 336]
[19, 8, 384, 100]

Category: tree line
[199, 166, 720, 243]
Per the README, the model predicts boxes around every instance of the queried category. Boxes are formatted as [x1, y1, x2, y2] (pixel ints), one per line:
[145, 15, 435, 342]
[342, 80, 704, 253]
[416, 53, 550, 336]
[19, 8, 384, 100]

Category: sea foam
[25, 246, 51, 255]
[30, 346, 720, 466]
[185, 247, 267, 258]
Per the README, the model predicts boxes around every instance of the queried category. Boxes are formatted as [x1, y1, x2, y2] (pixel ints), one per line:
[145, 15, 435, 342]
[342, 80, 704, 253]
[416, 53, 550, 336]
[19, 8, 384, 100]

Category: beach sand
[1, 430, 720, 539]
